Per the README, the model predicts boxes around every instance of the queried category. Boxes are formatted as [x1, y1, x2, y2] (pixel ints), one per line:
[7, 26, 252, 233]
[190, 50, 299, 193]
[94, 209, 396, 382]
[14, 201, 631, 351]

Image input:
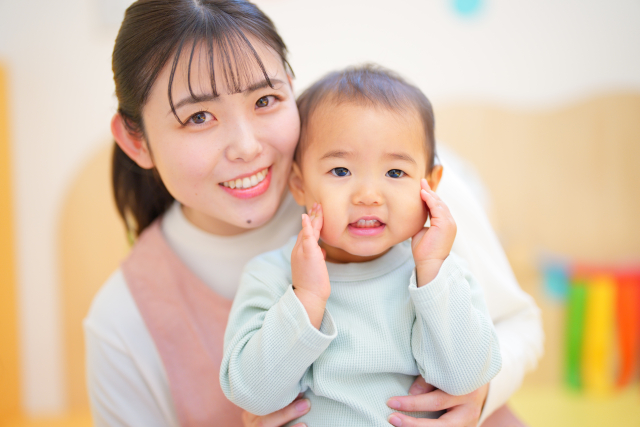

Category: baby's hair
[111, 0, 291, 237]
[295, 64, 436, 170]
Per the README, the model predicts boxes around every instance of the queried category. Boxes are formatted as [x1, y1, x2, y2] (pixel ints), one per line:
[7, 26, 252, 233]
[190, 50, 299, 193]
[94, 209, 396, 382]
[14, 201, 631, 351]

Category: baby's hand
[291, 203, 331, 329]
[411, 179, 457, 286]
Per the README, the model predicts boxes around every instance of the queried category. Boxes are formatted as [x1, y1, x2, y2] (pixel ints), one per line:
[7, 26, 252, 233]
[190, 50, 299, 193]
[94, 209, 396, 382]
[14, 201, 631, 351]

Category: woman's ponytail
[111, 143, 173, 238]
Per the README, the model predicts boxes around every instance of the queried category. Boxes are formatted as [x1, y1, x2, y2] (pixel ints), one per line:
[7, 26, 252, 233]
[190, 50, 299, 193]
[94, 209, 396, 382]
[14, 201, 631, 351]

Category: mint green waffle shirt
[220, 238, 502, 426]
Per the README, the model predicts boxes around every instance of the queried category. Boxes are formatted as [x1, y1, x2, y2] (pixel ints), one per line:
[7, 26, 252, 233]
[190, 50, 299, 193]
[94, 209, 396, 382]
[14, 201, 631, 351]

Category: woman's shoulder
[84, 269, 148, 351]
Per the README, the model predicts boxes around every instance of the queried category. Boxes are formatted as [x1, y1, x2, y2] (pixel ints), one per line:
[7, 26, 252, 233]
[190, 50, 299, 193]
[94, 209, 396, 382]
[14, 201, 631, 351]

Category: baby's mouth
[350, 219, 384, 228]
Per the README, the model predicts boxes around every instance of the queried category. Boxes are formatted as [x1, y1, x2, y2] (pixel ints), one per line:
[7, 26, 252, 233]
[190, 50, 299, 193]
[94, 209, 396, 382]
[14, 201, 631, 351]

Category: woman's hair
[112, 0, 291, 236]
[295, 64, 436, 171]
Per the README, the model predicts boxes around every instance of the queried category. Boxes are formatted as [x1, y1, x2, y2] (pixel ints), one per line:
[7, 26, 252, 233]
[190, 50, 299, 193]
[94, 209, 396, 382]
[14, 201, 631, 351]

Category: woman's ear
[427, 164, 443, 192]
[288, 162, 306, 207]
[111, 113, 154, 169]
[286, 72, 294, 91]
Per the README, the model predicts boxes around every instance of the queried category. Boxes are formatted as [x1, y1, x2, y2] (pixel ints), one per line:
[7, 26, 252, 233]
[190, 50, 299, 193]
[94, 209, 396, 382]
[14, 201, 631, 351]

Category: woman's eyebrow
[243, 78, 285, 95]
[171, 94, 219, 114]
[169, 78, 286, 115]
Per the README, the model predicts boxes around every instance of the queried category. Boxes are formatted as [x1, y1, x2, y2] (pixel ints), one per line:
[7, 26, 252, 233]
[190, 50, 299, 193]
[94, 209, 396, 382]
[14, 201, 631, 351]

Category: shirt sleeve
[220, 255, 337, 416]
[409, 254, 502, 396]
[84, 271, 179, 427]
[438, 163, 544, 425]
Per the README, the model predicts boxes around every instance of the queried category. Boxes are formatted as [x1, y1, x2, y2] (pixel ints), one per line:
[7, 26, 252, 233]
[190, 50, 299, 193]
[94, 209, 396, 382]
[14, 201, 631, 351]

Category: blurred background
[1, 0, 639, 426]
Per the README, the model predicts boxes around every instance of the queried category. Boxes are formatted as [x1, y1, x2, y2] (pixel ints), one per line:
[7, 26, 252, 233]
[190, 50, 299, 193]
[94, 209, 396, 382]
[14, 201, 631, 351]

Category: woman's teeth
[354, 219, 382, 228]
[222, 168, 268, 189]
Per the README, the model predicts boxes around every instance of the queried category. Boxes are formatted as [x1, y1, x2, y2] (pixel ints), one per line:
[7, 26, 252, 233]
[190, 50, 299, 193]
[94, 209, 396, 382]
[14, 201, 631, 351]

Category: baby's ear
[288, 162, 306, 206]
[427, 164, 443, 192]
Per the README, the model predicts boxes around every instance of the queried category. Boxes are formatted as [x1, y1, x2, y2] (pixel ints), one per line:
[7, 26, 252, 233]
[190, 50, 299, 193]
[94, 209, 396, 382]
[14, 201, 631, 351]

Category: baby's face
[291, 102, 439, 263]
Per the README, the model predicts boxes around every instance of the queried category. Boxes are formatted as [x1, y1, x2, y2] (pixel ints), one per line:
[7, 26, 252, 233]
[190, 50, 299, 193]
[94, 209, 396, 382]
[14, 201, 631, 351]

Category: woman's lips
[220, 167, 269, 189]
[220, 167, 271, 199]
[347, 218, 385, 236]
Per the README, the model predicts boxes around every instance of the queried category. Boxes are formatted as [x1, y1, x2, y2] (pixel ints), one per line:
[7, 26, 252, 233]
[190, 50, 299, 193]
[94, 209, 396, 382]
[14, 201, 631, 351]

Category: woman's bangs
[167, 17, 273, 124]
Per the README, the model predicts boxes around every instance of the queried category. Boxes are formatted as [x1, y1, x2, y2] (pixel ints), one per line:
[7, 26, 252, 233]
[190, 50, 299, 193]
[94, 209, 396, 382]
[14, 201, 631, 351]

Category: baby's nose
[352, 183, 383, 205]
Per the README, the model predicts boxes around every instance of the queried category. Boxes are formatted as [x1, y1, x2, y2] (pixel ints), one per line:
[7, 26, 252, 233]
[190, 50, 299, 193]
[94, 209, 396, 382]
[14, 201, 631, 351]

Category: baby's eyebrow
[385, 152, 417, 164]
[319, 150, 353, 160]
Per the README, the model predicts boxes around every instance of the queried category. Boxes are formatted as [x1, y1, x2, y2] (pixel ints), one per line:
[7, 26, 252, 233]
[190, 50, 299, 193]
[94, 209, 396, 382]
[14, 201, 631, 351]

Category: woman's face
[140, 41, 300, 235]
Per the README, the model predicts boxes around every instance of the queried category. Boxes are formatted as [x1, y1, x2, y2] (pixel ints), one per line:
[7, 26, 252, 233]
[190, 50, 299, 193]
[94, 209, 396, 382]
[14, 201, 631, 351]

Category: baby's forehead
[294, 65, 436, 169]
[300, 100, 431, 159]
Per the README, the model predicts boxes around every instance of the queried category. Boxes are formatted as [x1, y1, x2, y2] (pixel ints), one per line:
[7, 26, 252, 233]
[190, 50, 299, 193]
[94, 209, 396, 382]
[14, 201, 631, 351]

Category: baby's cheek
[319, 216, 341, 246]
[402, 197, 429, 234]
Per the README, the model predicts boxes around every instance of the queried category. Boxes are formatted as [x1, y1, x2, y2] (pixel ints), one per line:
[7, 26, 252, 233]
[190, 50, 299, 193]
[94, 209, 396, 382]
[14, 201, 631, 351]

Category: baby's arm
[410, 254, 502, 396]
[410, 179, 501, 395]
[220, 208, 336, 416]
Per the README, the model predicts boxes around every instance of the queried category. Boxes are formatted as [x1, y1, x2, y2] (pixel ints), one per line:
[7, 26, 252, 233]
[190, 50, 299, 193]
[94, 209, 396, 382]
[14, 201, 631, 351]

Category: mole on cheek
[247, 219, 251, 224]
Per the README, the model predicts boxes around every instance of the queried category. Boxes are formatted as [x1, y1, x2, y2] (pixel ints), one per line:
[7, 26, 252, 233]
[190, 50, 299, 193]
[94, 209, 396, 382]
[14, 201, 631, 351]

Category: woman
[84, 1, 543, 426]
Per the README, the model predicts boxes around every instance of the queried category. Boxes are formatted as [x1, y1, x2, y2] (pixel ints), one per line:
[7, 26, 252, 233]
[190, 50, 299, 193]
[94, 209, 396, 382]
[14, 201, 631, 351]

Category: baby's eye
[386, 169, 405, 178]
[189, 111, 214, 125]
[256, 95, 276, 109]
[331, 167, 351, 177]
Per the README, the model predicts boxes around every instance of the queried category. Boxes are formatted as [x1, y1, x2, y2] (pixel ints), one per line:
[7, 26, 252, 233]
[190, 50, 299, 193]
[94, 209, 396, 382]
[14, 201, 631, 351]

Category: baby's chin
[321, 240, 395, 264]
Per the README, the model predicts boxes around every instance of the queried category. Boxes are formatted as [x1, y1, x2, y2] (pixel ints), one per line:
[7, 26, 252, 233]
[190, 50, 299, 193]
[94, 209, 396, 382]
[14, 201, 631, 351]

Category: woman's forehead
[170, 38, 285, 98]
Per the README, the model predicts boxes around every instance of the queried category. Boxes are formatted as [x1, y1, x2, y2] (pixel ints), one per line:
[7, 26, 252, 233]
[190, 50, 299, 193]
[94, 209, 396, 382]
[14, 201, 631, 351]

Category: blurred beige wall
[0, 62, 20, 420]
[436, 93, 640, 385]
[59, 144, 129, 411]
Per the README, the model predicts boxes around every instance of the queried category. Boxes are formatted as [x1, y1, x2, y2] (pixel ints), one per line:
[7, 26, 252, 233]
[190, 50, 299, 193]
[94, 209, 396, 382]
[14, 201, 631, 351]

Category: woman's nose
[225, 119, 263, 162]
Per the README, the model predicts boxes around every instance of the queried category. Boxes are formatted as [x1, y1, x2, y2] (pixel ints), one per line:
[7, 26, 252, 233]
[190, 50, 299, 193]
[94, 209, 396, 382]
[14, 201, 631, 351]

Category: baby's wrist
[293, 286, 329, 329]
[415, 258, 446, 287]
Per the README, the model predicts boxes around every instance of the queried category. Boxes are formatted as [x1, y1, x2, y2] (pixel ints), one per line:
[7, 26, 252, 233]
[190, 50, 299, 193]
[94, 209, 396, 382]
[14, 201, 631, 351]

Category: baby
[220, 65, 502, 426]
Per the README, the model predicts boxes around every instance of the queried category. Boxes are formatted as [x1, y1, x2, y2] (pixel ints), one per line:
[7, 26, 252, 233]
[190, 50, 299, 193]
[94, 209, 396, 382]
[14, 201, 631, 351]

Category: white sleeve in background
[220, 256, 337, 416]
[437, 158, 544, 425]
[83, 270, 179, 427]
[409, 255, 502, 397]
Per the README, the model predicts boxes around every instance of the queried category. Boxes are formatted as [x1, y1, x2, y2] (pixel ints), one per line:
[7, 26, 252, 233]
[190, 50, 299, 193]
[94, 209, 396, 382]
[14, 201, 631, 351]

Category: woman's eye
[256, 95, 276, 109]
[189, 111, 213, 125]
[386, 169, 405, 178]
[331, 167, 351, 177]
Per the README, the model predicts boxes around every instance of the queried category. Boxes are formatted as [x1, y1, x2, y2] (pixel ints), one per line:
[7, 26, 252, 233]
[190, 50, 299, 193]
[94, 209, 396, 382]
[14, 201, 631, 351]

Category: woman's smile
[220, 167, 272, 199]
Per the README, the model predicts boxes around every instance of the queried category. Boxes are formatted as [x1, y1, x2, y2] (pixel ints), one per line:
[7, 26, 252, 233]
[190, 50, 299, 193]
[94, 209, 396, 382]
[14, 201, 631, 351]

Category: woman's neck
[179, 189, 290, 237]
[181, 205, 249, 236]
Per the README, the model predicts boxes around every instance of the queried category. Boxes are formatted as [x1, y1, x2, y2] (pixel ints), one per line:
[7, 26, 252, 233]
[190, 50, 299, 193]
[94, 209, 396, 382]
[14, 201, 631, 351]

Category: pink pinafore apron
[123, 221, 243, 426]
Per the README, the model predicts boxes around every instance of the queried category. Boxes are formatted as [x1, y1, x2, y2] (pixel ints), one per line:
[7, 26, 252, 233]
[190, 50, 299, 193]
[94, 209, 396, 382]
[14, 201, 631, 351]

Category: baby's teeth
[242, 177, 250, 188]
[229, 180, 236, 189]
[235, 179, 242, 189]
[250, 175, 258, 186]
[223, 182, 229, 187]
[357, 219, 366, 227]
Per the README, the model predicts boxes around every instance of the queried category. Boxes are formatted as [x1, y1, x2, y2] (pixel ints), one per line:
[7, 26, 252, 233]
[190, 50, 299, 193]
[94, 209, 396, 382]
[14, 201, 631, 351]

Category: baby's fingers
[310, 204, 323, 238]
[301, 214, 320, 254]
[420, 180, 451, 220]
